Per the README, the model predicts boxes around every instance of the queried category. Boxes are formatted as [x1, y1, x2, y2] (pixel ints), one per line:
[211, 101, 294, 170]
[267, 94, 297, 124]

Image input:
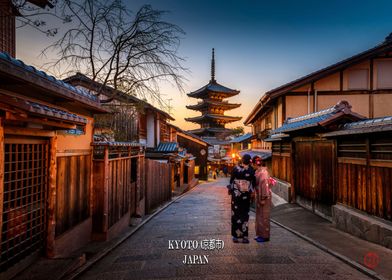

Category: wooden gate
[145, 159, 172, 213]
[92, 143, 141, 240]
[1, 138, 48, 272]
[294, 140, 335, 205]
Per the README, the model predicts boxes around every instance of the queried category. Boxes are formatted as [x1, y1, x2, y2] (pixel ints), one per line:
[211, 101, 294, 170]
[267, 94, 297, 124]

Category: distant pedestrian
[228, 154, 256, 244]
[223, 165, 228, 177]
[215, 168, 219, 179]
[253, 156, 274, 242]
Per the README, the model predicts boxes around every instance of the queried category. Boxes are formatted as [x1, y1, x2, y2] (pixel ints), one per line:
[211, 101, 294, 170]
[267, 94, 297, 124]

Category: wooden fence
[271, 141, 292, 182]
[145, 159, 172, 213]
[92, 143, 143, 240]
[336, 136, 392, 221]
[56, 154, 91, 237]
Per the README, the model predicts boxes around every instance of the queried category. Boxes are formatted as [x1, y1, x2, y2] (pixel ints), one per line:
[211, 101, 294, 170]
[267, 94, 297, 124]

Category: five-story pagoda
[185, 49, 241, 138]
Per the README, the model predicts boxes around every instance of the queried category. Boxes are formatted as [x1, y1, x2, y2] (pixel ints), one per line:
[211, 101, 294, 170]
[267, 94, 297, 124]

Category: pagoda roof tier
[185, 114, 242, 124]
[187, 81, 239, 99]
[186, 100, 241, 111]
[187, 127, 234, 135]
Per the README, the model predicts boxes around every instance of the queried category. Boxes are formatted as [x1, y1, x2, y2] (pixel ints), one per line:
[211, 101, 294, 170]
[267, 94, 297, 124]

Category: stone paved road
[79, 179, 371, 280]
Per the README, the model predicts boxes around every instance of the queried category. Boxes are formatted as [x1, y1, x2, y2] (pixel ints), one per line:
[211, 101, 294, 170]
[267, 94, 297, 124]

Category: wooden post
[369, 59, 374, 118]
[46, 135, 57, 258]
[89, 152, 94, 218]
[137, 151, 145, 216]
[103, 146, 109, 234]
[0, 118, 4, 249]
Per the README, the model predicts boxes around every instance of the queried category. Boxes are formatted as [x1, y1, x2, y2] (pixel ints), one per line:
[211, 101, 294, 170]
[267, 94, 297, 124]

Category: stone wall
[332, 204, 392, 249]
[271, 177, 291, 202]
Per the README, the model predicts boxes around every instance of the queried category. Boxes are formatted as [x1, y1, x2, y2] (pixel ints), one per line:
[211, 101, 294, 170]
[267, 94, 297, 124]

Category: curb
[269, 218, 387, 280]
[64, 184, 200, 280]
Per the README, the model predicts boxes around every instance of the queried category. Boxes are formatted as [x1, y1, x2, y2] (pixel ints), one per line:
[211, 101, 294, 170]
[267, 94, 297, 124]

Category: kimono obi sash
[234, 179, 251, 192]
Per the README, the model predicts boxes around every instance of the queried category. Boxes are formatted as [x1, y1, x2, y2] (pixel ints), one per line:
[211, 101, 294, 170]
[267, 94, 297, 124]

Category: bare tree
[12, 0, 68, 36]
[41, 0, 187, 105]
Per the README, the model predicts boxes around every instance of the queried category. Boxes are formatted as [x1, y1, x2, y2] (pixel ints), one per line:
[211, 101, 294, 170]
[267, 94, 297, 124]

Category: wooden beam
[5, 111, 79, 129]
[282, 96, 286, 122]
[0, 118, 4, 250]
[4, 127, 55, 137]
[103, 146, 109, 233]
[369, 159, 392, 168]
[369, 59, 374, 118]
[340, 70, 344, 92]
[337, 157, 367, 165]
[46, 136, 57, 258]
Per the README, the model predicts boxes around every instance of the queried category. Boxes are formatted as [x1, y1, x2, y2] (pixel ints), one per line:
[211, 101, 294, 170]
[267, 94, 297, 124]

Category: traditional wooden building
[0, 52, 106, 277]
[245, 33, 392, 150]
[265, 101, 364, 212]
[65, 73, 176, 224]
[230, 133, 253, 154]
[267, 101, 392, 248]
[186, 49, 241, 138]
[322, 116, 392, 248]
[175, 129, 209, 181]
[64, 73, 175, 147]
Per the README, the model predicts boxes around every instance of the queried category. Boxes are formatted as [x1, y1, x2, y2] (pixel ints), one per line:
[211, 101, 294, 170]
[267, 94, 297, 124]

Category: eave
[186, 100, 241, 111]
[185, 114, 242, 123]
[0, 53, 106, 113]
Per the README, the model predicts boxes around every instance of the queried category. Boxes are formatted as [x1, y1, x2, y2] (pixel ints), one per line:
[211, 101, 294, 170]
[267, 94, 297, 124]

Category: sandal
[255, 237, 269, 243]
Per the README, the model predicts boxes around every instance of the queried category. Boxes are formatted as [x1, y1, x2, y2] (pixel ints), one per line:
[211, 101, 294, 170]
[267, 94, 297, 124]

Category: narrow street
[78, 179, 371, 280]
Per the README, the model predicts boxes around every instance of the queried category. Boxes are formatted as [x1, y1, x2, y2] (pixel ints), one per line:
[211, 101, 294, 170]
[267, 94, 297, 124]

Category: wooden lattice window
[272, 141, 291, 155]
[337, 138, 367, 158]
[370, 135, 392, 161]
[1, 138, 49, 272]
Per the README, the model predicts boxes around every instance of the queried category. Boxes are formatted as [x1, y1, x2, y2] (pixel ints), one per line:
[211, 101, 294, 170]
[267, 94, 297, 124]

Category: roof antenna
[211, 48, 216, 83]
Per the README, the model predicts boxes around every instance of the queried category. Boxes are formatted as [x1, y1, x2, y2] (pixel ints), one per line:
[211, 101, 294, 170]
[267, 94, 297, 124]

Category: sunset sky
[16, 0, 392, 131]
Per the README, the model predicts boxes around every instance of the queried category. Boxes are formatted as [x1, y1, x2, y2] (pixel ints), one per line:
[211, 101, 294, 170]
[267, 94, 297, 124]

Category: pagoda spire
[186, 48, 241, 137]
[211, 48, 216, 83]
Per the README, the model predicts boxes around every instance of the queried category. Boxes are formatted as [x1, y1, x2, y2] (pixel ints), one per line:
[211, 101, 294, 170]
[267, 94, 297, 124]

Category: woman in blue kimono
[229, 154, 256, 243]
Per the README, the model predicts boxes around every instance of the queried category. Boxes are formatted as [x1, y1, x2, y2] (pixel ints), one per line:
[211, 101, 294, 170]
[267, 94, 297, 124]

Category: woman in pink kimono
[253, 156, 272, 242]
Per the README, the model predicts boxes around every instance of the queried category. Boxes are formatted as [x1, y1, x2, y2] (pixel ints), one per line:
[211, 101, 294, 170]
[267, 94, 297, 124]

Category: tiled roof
[187, 127, 233, 135]
[186, 100, 240, 111]
[270, 100, 360, 134]
[264, 133, 290, 142]
[323, 116, 392, 137]
[155, 142, 178, 153]
[92, 141, 143, 147]
[185, 114, 241, 123]
[0, 52, 99, 102]
[187, 81, 239, 98]
[0, 92, 87, 124]
[64, 72, 174, 120]
[239, 150, 272, 160]
[230, 133, 253, 143]
[29, 101, 87, 124]
[272, 113, 335, 134]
